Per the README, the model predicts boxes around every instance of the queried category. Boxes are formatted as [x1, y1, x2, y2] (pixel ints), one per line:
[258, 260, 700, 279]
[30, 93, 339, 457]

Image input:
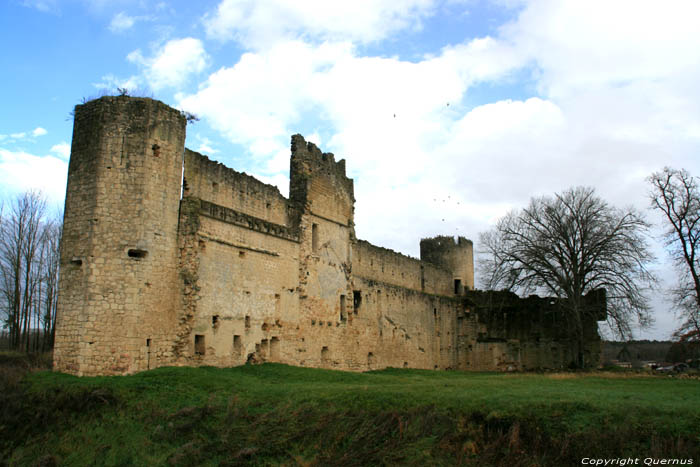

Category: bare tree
[648, 167, 700, 341]
[479, 187, 656, 364]
[0, 191, 61, 352]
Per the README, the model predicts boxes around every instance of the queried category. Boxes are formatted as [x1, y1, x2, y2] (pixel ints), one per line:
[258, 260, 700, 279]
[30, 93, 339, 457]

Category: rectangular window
[233, 335, 242, 354]
[270, 337, 280, 360]
[194, 335, 205, 355]
[312, 223, 319, 252]
[454, 279, 462, 295]
[340, 294, 347, 322]
[353, 291, 361, 314]
[245, 315, 250, 329]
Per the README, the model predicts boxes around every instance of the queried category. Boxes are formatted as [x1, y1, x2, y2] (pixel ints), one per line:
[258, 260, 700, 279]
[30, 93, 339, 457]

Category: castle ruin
[53, 96, 605, 376]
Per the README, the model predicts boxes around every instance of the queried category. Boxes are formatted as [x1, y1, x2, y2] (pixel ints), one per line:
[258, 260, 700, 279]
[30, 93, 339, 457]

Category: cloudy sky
[2, 0, 699, 340]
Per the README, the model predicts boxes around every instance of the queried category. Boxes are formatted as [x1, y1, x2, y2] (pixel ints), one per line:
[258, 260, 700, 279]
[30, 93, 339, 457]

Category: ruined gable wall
[183, 149, 291, 226]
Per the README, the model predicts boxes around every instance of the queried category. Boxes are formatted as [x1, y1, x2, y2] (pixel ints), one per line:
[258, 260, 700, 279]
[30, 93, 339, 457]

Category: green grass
[2, 362, 699, 466]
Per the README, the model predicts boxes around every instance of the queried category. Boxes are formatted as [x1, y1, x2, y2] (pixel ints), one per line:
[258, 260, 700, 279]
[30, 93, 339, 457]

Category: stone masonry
[53, 96, 605, 376]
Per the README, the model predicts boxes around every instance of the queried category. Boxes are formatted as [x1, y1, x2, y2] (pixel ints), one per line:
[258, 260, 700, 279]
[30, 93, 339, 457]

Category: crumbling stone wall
[53, 96, 604, 376]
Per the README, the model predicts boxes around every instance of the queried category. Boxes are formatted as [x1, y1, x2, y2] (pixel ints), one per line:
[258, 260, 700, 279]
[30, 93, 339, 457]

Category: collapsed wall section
[462, 290, 605, 370]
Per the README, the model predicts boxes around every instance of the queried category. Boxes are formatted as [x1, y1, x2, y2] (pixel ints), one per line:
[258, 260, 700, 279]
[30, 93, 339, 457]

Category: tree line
[480, 167, 700, 356]
[0, 191, 61, 352]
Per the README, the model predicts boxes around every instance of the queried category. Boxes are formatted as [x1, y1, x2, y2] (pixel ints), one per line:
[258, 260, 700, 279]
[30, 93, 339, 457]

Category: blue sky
[2, 0, 700, 340]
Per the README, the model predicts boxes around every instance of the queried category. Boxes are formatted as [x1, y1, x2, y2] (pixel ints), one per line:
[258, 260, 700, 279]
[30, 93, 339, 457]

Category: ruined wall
[176, 199, 300, 367]
[353, 240, 453, 295]
[54, 96, 604, 377]
[461, 290, 604, 370]
[183, 149, 291, 226]
[54, 97, 185, 376]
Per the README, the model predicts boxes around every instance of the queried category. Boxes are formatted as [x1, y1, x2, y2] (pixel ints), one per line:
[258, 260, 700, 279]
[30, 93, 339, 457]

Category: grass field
[1, 355, 698, 466]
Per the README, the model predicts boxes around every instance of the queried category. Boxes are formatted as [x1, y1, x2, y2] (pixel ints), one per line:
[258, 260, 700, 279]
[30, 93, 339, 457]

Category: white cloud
[203, 0, 437, 49]
[94, 73, 142, 93]
[10, 132, 26, 139]
[32, 127, 47, 137]
[50, 142, 70, 159]
[0, 148, 68, 203]
[193, 135, 218, 155]
[109, 12, 135, 32]
[21, 0, 58, 13]
[128, 38, 209, 91]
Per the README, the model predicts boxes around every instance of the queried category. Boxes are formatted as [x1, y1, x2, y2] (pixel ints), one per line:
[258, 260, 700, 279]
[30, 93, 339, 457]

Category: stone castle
[53, 96, 605, 376]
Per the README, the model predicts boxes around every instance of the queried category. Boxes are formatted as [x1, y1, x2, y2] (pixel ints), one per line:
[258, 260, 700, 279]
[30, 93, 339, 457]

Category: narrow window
[70, 257, 82, 266]
[312, 223, 319, 252]
[454, 279, 462, 295]
[275, 293, 281, 314]
[233, 335, 242, 354]
[339, 294, 347, 322]
[353, 291, 362, 314]
[146, 338, 151, 347]
[212, 315, 219, 327]
[245, 315, 250, 329]
[194, 335, 205, 355]
[321, 346, 329, 362]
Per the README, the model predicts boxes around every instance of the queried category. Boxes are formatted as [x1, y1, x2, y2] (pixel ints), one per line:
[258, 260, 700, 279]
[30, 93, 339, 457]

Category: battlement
[420, 235, 474, 292]
[290, 134, 354, 226]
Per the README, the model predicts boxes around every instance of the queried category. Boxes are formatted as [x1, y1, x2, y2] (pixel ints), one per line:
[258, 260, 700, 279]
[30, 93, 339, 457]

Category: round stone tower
[53, 96, 186, 376]
[420, 235, 474, 294]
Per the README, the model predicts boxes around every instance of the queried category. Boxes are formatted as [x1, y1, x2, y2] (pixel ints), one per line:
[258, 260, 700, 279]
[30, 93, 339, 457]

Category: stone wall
[53, 96, 604, 376]
[54, 97, 185, 376]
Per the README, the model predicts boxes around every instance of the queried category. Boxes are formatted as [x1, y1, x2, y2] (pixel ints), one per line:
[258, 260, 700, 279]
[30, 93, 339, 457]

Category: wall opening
[146, 338, 151, 347]
[212, 315, 219, 327]
[70, 257, 82, 266]
[312, 223, 319, 252]
[270, 336, 280, 360]
[245, 315, 250, 329]
[339, 294, 347, 322]
[321, 346, 329, 363]
[239, 250, 246, 258]
[454, 279, 462, 295]
[194, 335, 205, 355]
[367, 352, 376, 367]
[233, 335, 242, 354]
[128, 249, 148, 259]
[275, 293, 281, 314]
[261, 339, 269, 359]
[353, 291, 362, 314]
